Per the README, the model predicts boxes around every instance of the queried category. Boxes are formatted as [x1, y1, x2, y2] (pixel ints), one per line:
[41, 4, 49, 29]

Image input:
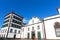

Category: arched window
[54, 22, 60, 37]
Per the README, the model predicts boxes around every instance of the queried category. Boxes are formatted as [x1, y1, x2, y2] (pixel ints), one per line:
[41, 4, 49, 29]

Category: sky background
[0, 0, 60, 29]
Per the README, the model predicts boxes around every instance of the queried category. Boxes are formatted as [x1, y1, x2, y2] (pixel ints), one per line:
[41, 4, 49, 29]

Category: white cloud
[23, 18, 29, 23]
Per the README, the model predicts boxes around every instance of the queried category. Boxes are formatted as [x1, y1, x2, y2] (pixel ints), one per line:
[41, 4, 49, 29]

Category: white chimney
[58, 8, 60, 14]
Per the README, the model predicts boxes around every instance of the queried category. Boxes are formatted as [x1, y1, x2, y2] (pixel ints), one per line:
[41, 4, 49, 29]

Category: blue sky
[0, 0, 60, 29]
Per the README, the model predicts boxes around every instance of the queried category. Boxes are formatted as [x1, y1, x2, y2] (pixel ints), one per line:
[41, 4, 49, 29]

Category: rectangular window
[14, 30, 17, 33]
[32, 27, 34, 30]
[37, 26, 40, 30]
[12, 19, 22, 25]
[13, 16, 22, 21]
[10, 29, 13, 33]
[28, 28, 29, 31]
[18, 31, 20, 34]
[56, 28, 60, 37]
[11, 24, 21, 29]
[2, 24, 8, 28]
[5, 16, 10, 19]
[3, 20, 9, 23]
[54, 22, 60, 37]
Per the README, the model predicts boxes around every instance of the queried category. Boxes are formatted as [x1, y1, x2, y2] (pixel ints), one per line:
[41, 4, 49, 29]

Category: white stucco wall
[21, 27, 27, 38]
[0, 27, 8, 38]
[26, 23, 44, 38]
[21, 17, 44, 39]
[44, 15, 60, 39]
[7, 27, 21, 38]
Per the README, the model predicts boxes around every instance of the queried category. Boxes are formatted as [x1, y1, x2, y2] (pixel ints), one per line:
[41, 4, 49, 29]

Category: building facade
[21, 15, 60, 40]
[0, 8, 60, 40]
[20, 8, 60, 40]
[0, 12, 23, 38]
[21, 17, 44, 40]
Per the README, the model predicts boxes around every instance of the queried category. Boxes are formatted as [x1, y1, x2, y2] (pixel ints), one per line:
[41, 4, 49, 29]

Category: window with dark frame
[10, 29, 13, 33]
[11, 24, 21, 29]
[3, 20, 9, 23]
[12, 19, 22, 24]
[13, 16, 22, 21]
[18, 31, 20, 33]
[37, 26, 40, 30]
[2, 24, 8, 28]
[28, 28, 29, 31]
[5, 16, 10, 19]
[14, 30, 17, 33]
[54, 22, 60, 37]
[32, 27, 34, 30]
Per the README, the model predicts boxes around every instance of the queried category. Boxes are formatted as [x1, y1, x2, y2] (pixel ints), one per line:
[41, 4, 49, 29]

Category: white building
[0, 8, 60, 40]
[0, 12, 23, 38]
[21, 17, 44, 40]
[20, 8, 60, 40]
